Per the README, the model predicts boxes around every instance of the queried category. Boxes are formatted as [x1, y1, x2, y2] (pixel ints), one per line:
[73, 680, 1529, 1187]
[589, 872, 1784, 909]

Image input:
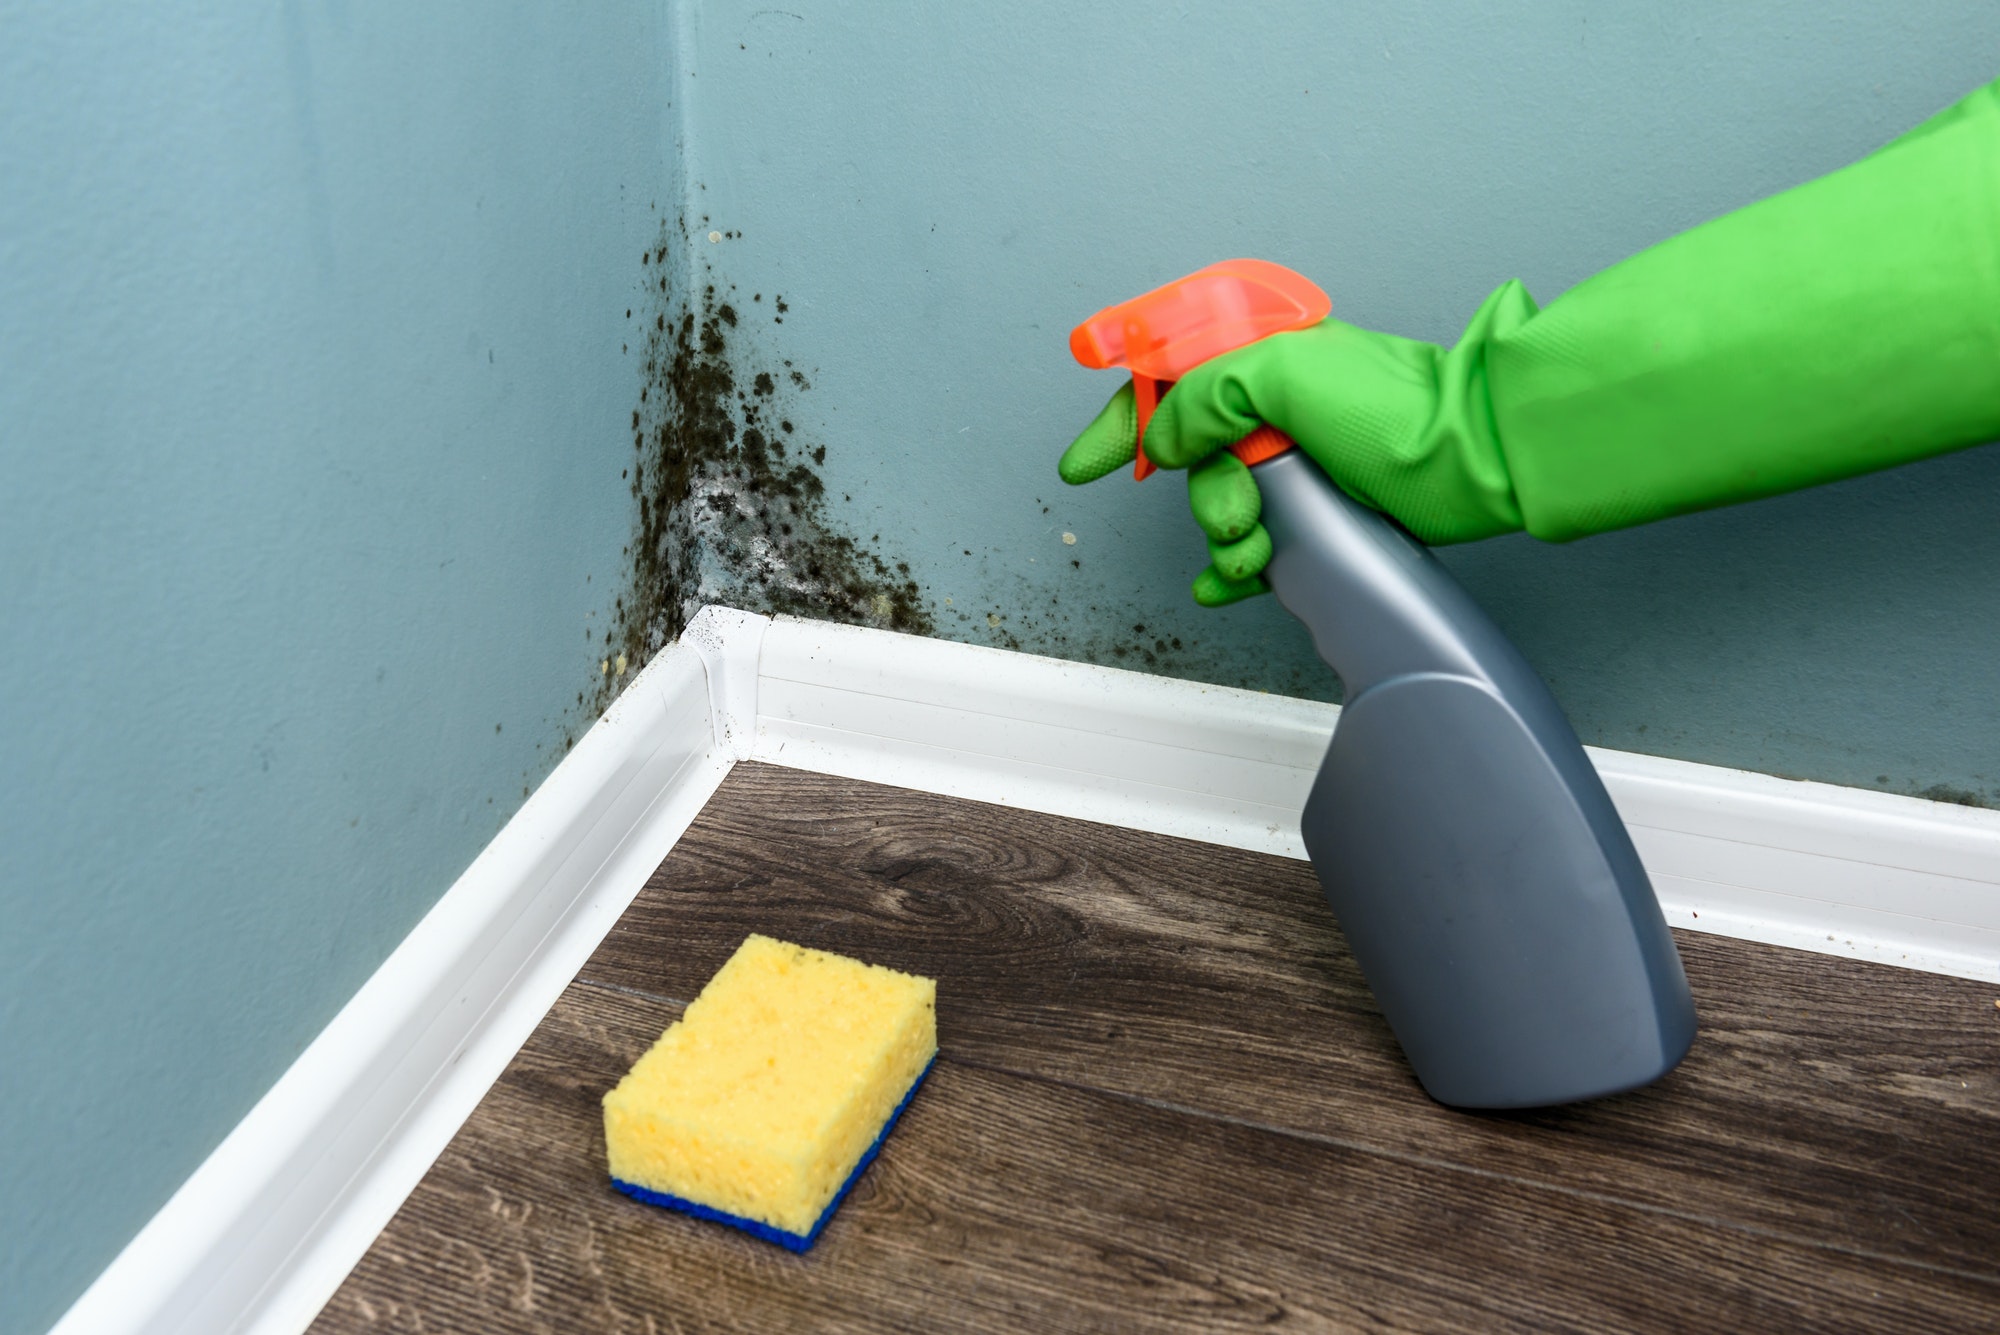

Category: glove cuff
[1328, 282, 1536, 545]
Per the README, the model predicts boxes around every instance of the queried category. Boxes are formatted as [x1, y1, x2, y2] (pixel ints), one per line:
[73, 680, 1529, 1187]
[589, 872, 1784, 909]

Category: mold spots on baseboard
[594, 218, 932, 709]
[1852, 772, 1994, 809]
[1911, 782, 1993, 809]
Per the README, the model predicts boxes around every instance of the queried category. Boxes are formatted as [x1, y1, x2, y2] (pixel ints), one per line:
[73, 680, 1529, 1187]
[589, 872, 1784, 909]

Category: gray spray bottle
[1071, 260, 1696, 1108]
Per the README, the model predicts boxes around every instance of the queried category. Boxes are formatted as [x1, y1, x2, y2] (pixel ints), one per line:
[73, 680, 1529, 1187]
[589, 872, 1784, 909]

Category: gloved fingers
[1192, 564, 1270, 607]
[1186, 451, 1261, 543]
[1146, 329, 1314, 470]
[1058, 382, 1139, 484]
[1206, 523, 1272, 583]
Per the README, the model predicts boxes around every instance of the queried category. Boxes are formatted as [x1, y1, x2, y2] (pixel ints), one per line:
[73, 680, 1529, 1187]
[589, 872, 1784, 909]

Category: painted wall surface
[664, 1, 2000, 805]
[0, 4, 667, 1329]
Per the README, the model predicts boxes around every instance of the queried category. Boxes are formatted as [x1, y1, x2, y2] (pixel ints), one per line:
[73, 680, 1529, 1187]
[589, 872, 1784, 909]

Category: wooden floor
[314, 764, 2000, 1333]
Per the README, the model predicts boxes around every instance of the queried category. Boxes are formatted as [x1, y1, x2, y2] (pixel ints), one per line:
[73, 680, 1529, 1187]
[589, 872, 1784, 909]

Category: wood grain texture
[313, 983, 1998, 1334]
[316, 763, 2000, 1332]
[582, 766, 2000, 1276]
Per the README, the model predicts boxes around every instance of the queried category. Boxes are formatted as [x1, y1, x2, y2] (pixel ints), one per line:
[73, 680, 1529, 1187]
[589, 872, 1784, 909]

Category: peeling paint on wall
[594, 218, 933, 707]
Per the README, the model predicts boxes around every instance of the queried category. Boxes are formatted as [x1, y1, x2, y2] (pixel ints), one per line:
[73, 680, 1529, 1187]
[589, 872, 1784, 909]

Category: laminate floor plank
[314, 762, 2000, 1331]
[580, 765, 2000, 1280]
[311, 981, 1998, 1335]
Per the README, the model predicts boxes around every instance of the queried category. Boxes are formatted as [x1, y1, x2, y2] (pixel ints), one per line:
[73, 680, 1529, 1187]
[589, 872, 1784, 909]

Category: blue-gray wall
[677, 0, 2000, 802]
[0, 3, 668, 1329]
[6, 3, 2000, 1331]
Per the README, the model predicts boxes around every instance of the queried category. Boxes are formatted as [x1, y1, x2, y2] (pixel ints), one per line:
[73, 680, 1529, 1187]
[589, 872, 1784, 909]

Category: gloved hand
[1058, 283, 1535, 605]
[1062, 76, 2000, 608]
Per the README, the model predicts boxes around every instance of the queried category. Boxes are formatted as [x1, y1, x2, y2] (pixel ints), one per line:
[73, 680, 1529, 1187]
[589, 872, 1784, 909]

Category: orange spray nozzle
[1070, 259, 1330, 479]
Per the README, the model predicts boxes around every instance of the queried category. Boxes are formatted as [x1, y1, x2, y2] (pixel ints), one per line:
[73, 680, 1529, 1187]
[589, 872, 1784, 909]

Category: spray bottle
[1071, 260, 1696, 1108]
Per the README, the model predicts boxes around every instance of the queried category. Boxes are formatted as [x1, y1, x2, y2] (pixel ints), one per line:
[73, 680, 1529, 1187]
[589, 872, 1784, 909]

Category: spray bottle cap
[1070, 259, 1330, 478]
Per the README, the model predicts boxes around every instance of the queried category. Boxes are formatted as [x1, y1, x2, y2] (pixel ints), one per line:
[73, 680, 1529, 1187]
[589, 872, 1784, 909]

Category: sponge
[602, 934, 937, 1252]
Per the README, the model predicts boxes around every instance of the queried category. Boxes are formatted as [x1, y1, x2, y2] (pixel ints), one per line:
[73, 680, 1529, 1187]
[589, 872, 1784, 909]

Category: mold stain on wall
[563, 224, 1996, 808]
[590, 219, 933, 711]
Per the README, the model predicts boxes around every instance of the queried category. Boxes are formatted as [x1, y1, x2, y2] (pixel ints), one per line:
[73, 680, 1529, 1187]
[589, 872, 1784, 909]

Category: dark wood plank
[313, 981, 1999, 1335]
[580, 764, 2000, 1280]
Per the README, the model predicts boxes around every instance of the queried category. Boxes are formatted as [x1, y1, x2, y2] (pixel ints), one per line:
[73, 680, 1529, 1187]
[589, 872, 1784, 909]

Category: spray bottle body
[1255, 451, 1695, 1107]
[1072, 262, 1696, 1107]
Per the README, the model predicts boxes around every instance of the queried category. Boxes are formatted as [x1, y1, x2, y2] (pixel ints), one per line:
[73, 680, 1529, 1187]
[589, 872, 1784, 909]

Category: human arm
[1062, 78, 2000, 604]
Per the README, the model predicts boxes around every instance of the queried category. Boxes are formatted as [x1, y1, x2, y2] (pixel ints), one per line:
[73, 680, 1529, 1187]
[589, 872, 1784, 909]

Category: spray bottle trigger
[1230, 424, 1296, 467]
[1131, 374, 1165, 480]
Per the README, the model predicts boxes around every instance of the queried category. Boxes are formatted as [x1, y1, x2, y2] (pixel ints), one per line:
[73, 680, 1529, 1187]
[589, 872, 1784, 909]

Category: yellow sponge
[602, 934, 937, 1251]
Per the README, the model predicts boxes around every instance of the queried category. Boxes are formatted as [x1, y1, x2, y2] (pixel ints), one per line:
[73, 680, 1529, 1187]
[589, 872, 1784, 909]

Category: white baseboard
[53, 606, 2000, 1335]
[751, 617, 2000, 983]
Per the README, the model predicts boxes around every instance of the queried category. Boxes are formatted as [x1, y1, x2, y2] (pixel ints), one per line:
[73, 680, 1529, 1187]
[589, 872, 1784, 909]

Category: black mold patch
[1914, 782, 1993, 809]
[596, 219, 931, 708]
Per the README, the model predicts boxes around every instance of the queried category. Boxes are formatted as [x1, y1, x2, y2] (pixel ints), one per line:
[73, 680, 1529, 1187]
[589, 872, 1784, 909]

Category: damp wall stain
[593, 218, 933, 707]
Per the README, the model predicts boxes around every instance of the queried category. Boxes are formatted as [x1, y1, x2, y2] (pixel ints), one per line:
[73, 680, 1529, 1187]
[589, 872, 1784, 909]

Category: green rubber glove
[1061, 76, 2000, 606]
